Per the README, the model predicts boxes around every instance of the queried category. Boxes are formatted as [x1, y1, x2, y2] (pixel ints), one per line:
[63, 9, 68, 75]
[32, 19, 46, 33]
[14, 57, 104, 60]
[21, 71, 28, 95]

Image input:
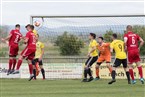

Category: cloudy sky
[0, 0, 144, 25]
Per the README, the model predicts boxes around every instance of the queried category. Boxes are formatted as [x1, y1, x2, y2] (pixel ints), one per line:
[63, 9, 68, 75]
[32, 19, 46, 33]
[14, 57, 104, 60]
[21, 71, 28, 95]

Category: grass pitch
[0, 79, 144, 97]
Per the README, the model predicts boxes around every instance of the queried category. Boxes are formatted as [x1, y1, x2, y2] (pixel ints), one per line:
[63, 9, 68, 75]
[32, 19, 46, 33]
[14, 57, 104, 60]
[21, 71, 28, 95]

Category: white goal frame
[30, 15, 145, 24]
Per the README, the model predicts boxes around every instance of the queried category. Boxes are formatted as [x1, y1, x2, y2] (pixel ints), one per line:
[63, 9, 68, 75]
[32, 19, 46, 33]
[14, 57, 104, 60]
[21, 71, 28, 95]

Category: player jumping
[13, 24, 36, 80]
[30, 34, 45, 80]
[82, 33, 98, 82]
[124, 25, 144, 84]
[94, 37, 112, 80]
[1, 24, 22, 75]
[108, 33, 131, 84]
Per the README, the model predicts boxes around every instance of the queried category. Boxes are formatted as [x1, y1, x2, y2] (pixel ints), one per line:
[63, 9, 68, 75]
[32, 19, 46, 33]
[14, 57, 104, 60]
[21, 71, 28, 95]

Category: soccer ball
[34, 20, 41, 27]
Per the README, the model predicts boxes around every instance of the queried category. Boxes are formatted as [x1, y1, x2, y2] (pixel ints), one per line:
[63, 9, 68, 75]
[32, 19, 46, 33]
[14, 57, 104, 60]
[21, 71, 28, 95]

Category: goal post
[30, 15, 145, 23]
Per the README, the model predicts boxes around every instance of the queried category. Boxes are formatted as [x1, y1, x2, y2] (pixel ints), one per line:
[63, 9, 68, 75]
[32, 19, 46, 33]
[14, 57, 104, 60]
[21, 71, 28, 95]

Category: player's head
[25, 24, 34, 31]
[112, 33, 117, 40]
[126, 25, 132, 32]
[89, 33, 96, 40]
[25, 24, 31, 31]
[15, 24, 20, 30]
[36, 34, 39, 41]
[98, 36, 104, 43]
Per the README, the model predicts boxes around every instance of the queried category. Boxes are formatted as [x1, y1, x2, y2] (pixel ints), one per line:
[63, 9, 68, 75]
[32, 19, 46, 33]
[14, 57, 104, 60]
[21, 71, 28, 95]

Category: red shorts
[127, 49, 140, 64]
[21, 47, 36, 60]
[9, 44, 19, 57]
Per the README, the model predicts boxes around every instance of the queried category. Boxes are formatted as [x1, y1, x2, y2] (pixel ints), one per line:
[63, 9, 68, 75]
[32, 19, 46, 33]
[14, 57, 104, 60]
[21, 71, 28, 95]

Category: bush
[55, 32, 84, 55]
[0, 51, 7, 57]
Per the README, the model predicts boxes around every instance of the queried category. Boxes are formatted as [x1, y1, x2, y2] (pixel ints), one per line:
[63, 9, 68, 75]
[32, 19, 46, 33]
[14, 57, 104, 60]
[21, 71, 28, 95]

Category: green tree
[0, 26, 9, 40]
[103, 29, 113, 42]
[55, 32, 84, 55]
[103, 29, 122, 42]
[0, 26, 9, 57]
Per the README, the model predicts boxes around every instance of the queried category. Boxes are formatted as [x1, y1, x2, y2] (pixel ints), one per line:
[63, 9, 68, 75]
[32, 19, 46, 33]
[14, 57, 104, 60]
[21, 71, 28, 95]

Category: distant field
[0, 44, 88, 57]
[0, 79, 145, 97]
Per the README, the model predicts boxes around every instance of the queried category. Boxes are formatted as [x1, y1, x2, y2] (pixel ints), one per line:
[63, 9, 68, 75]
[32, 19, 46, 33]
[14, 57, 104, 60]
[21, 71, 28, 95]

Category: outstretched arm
[1, 34, 12, 42]
[110, 48, 113, 53]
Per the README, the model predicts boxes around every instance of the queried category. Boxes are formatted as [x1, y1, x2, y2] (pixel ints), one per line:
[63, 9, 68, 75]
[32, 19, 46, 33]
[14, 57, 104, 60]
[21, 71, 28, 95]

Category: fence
[0, 56, 145, 63]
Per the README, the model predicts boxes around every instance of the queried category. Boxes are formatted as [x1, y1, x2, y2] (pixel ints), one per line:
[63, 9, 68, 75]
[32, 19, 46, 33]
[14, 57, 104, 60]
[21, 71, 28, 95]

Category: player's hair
[25, 24, 34, 30]
[90, 33, 96, 39]
[30, 25, 34, 30]
[25, 24, 31, 28]
[126, 25, 132, 30]
[98, 36, 104, 40]
[15, 24, 20, 28]
[112, 33, 117, 39]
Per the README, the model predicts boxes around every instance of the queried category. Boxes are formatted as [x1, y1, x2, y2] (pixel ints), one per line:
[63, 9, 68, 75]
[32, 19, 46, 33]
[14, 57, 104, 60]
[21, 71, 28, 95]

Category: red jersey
[9, 29, 22, 46]
[124, 32, 140, 51]
[25, 31, 36, 49]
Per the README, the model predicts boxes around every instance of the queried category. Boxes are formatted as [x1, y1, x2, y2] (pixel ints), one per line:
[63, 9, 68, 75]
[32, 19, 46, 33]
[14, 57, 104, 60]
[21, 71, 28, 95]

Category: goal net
[31, 15, 145, 57]
[30, 15, 145, 79]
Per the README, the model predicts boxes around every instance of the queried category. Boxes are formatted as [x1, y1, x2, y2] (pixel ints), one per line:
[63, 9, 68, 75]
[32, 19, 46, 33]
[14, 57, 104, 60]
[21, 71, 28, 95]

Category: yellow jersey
[33, 30, 38, 36]
[35, 41, 44, 58]
[89, 39, 98, 57]
[110, 40, 126, 59]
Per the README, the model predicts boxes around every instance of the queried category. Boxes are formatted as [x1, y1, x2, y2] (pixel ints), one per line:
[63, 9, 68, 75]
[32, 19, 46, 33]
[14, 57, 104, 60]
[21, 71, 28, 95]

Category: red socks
[16, 60, 22, 70]
[12, 59, 17, 70]
[129, 69, 135, 80]
[29, 64, 33, 75]
[15, 59, 33, 75]
[137, 66, 143, 78]
[9, 59, 13, 70]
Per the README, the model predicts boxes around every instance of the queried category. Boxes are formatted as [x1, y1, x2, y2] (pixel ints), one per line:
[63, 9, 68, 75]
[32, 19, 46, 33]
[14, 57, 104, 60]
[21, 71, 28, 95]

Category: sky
[1, 0, 144, 1]
[1, 1, 144, 25]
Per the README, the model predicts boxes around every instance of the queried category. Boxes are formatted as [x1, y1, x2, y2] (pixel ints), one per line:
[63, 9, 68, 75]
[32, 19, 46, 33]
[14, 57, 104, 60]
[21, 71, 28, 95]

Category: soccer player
[1, 24, 22, 75]
[82, 33, 98, 82]
[108, 34, 131, 84]
[124, 25, 144, 84]
[94, 37, 112, 80]
[13, 24, 36, 80]
[31, 34, 45, 80]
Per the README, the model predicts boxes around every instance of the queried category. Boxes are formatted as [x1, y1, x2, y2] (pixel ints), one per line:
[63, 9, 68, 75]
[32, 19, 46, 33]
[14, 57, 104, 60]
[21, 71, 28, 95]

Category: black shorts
[113, 58, 127, 68]
[32, 58, 43, 66]
[85, 56, 98, 67]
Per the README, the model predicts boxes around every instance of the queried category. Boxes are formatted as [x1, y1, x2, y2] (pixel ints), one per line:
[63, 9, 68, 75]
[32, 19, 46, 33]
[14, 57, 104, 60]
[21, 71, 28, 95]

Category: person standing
[82, 33, 98, 82]
[124, 25, 144, 84]
[108, 33, 131, 84]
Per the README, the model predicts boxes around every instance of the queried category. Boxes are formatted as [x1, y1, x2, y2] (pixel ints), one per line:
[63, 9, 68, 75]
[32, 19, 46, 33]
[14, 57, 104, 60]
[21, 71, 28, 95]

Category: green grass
[0, 79, 144, 97]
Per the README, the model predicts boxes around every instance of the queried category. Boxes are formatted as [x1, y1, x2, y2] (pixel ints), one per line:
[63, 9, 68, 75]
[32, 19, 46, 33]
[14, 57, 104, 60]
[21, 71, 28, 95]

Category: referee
[82, 33, 98, 82]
